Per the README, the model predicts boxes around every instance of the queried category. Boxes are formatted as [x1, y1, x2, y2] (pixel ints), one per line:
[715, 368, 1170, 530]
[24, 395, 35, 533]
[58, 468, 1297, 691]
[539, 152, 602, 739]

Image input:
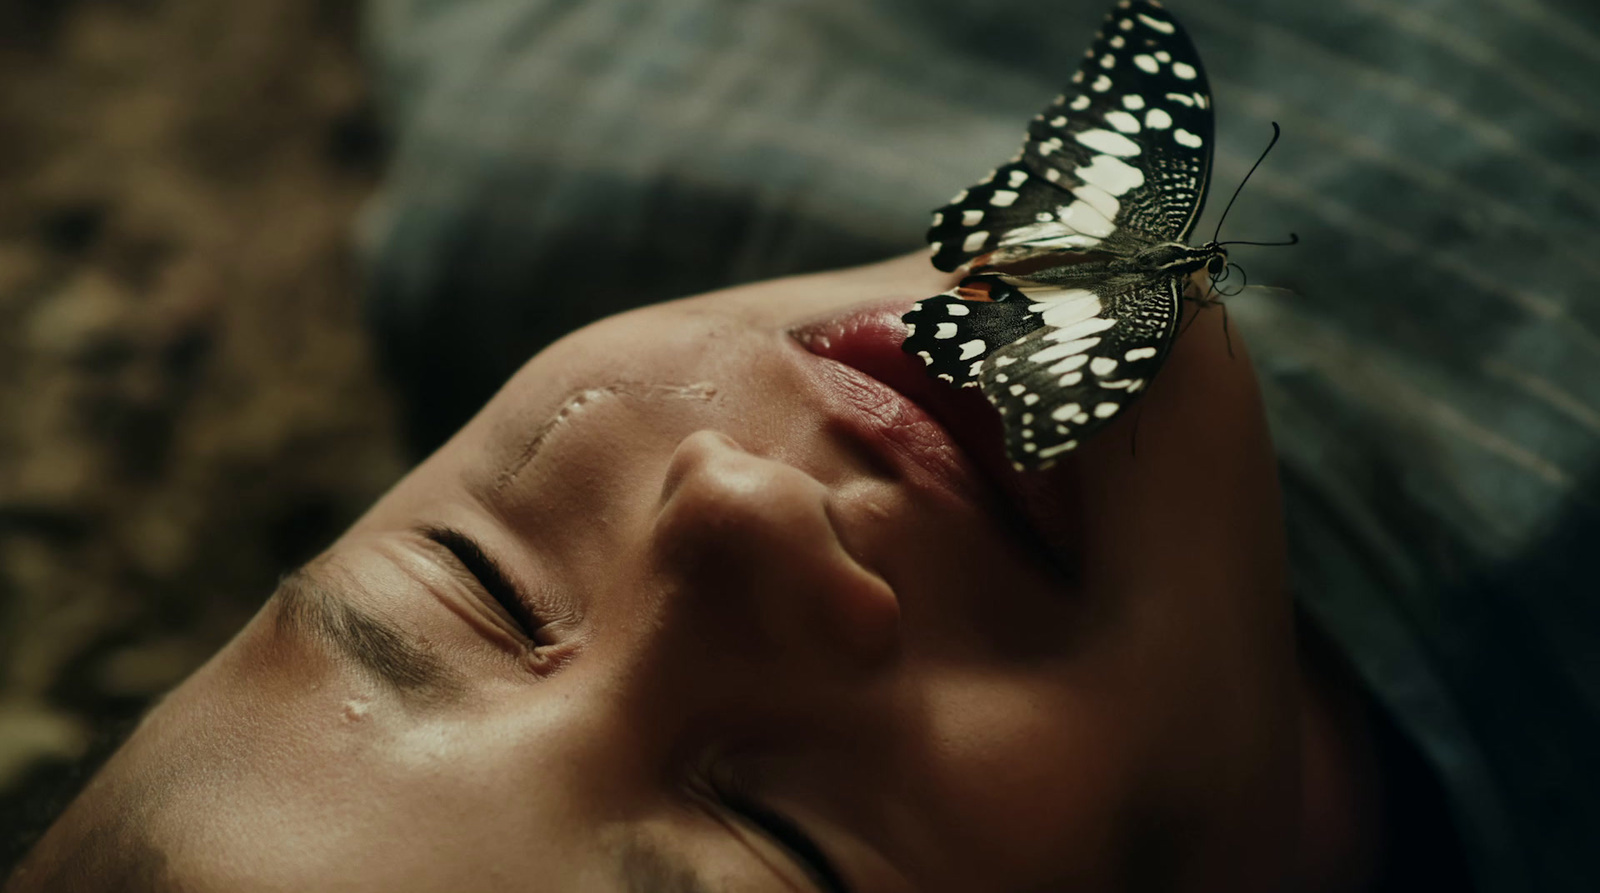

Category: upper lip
[785, 300, 1017, 512]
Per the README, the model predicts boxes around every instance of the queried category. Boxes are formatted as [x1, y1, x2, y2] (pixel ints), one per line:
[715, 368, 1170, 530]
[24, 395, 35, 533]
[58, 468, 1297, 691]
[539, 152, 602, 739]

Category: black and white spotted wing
[926, 0, 1214, 273]
[900, 288, 1042, 389]
[905, 0, 1226, 470]
[903, 272, 1182, 469]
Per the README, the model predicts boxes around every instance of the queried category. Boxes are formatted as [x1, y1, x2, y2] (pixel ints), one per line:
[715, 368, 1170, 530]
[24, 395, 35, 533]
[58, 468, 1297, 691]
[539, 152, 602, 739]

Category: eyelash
[708, 770, 854, 893]
[423, 526, 547, 642]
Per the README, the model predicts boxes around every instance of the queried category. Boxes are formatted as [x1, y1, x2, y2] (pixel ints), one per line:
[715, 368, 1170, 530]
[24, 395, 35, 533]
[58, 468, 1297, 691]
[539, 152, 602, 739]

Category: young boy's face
[24, 254, 1297, 892]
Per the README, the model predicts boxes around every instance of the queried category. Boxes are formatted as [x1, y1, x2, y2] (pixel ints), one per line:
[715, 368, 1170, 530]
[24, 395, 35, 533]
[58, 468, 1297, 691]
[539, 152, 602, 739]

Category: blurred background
[0, 0, 406, 866]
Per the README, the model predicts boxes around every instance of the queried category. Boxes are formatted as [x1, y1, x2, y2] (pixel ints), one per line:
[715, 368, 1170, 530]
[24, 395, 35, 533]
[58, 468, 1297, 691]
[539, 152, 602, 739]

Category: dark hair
[5, 803, 174, 893]
[3, 715, 177, 893]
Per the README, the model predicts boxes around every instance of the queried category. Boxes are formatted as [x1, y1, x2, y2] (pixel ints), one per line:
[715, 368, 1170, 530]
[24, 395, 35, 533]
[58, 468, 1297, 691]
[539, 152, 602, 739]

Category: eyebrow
[273, 566, 465, 700]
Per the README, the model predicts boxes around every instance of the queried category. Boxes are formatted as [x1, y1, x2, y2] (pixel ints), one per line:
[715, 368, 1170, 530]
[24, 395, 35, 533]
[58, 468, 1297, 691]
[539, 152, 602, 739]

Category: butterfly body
[1015, 240, 1225, 291]
[903, 0, 1225, 470]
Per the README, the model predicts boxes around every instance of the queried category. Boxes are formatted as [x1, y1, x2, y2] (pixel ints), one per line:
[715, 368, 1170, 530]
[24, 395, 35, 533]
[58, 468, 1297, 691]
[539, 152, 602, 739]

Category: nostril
[659, 429, 747, 507]
[657, 430, 822, 540]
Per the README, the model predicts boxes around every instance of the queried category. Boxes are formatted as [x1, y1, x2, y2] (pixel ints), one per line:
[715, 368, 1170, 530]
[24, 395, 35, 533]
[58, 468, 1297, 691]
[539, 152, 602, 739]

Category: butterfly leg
[1181, 293, 1234, 359]
[1219, 300, 1234, 359]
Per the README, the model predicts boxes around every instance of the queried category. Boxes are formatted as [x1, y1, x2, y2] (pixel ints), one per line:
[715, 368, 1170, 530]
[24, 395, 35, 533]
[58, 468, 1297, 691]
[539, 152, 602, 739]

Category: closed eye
[718, 789, 855, 893]
[421, 525, 544, 639]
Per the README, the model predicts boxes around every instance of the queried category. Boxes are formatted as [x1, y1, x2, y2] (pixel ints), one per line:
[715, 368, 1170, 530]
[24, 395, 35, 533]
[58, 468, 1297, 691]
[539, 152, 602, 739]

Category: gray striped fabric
[362, 1, 1600, 888]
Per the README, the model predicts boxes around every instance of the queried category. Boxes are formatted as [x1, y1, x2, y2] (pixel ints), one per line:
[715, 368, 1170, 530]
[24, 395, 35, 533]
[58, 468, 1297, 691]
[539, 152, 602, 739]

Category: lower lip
[788, 302, 1005, 506]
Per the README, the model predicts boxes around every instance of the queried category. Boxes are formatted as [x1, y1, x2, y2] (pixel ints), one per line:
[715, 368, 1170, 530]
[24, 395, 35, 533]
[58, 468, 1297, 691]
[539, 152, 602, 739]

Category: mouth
[786, 301, 1043, 511]
[787, 300, 1085, 574]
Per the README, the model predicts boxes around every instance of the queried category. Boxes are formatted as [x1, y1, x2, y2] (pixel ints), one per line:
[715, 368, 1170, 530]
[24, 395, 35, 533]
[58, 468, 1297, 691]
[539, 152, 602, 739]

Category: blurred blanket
[361, 1, 1600, 889]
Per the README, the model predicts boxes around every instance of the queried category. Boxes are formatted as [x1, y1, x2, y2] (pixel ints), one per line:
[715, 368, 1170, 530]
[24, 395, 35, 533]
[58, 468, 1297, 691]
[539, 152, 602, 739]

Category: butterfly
[902, 0, 1230, 471]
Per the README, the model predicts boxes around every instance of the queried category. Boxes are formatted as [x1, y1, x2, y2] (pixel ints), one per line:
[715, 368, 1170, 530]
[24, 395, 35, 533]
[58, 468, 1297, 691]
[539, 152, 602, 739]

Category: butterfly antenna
[1179, 298, 1207, 339]
[1211, 121, 1283, 245]
[1218, 233, 1299, 248]
[1218, 263, 1249, 297]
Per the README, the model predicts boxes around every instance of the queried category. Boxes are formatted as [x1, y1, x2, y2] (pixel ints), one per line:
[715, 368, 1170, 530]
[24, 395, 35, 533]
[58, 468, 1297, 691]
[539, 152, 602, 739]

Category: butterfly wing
[927, 0, 1215, 272]
[964, 272, 1183, 470]
[901, 287, 1047, 389]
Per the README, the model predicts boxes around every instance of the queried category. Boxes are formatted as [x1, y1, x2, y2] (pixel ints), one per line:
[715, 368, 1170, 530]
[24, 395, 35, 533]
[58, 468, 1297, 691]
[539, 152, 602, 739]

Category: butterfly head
[1191, 242, 1231, 296]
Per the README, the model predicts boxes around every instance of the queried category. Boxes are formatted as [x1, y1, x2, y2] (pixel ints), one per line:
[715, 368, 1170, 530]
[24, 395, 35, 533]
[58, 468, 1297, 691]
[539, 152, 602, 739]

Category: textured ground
[0, 0, 405, 868]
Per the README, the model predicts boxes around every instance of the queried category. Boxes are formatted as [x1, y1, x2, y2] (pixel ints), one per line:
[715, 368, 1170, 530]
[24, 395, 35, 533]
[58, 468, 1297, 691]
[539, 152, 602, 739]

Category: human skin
[11, 252, 1374, 892]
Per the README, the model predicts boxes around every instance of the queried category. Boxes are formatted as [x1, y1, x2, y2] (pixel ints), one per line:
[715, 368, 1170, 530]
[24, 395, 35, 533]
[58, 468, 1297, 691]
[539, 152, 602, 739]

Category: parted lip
[786, 300, 1083, 580]
[785, 300, 1019, 512]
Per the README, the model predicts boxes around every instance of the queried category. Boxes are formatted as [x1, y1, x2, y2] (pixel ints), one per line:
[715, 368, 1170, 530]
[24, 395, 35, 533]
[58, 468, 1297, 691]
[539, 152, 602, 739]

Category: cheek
[1109, 302, 1286, 635]
[1086, 306, 1300, 865]
[896, 667, 1149, 889]
[851, 495, 1086, 662]
[969, 303, 1298, 875]
[982, 299, 1291, 705]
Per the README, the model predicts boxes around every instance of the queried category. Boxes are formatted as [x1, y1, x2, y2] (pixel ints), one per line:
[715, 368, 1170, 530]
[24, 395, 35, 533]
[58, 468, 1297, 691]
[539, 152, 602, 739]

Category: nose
[651, 430, 900, 670]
